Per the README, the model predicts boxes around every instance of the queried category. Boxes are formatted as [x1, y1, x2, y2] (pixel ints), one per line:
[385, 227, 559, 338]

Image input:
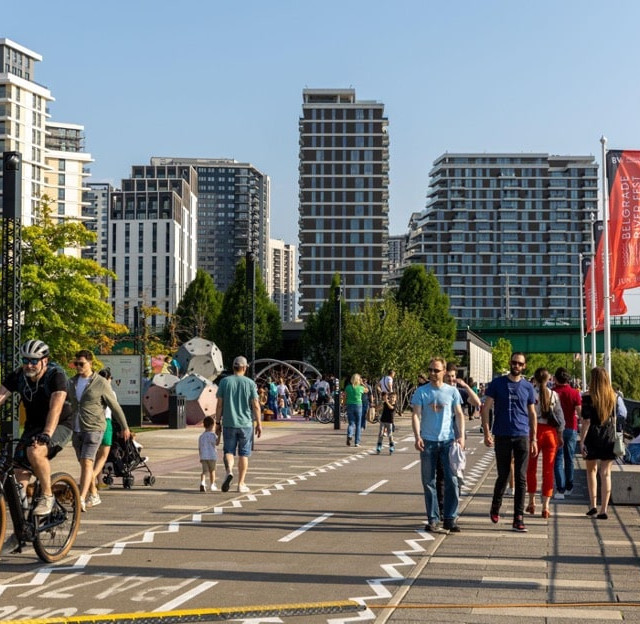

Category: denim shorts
[222, 426, 253, 457]
[72, 430, 103, 461]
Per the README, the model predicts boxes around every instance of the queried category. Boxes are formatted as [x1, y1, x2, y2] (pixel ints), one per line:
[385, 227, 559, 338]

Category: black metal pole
[333, 283, 341, 429]
[1, 151, 22, 438]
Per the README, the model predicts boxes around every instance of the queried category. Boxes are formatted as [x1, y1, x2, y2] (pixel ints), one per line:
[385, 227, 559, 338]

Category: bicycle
[0, 434, 80, 562]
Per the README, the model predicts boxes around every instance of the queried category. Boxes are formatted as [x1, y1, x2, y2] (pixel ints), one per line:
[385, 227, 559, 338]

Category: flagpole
[601, 136, 612, 377]
[589, 211, 597, 367]
[578, 252, 587, 390]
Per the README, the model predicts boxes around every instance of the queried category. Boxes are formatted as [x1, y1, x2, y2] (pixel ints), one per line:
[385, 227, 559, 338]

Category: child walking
[376, 392, 396, 454]
[198, 416, 218, 492]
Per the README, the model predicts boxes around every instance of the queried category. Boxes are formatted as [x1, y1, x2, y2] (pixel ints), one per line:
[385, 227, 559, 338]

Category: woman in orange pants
[526, 368, 565, 518]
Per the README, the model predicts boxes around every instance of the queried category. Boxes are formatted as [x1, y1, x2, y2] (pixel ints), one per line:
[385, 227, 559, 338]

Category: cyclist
[0, 339, 74, 515]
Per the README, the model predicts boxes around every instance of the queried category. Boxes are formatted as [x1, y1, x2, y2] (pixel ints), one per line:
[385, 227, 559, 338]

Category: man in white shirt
[378, 370, 395, 394]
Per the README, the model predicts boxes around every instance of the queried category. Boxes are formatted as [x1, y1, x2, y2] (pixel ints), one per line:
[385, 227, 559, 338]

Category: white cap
[233, 355, 248, 369]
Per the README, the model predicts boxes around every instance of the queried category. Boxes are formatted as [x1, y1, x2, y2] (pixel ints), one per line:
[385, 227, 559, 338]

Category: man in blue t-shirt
[481, 352, 537, 533]
[411, 357, 465, 533]
[216, 356, 261, 494]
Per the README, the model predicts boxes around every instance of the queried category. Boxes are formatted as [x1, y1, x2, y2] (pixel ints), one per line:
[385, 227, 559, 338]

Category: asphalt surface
[1, 416, 639, 623]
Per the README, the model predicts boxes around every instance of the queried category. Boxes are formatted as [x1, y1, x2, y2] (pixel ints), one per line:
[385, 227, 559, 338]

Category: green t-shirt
[345, 384, 366, 405]
[216, 374, 259, 428]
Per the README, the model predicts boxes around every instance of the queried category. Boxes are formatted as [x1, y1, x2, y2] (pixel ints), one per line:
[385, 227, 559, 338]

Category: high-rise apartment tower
[405, 153, 598, 321]
[298, 88, 389, 315]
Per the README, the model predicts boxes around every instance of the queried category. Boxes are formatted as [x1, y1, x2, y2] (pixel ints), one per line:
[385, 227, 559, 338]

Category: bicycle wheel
[0, 494, 6, 548]
[316, 405, 333, 424]
[33, 472, 80, 563]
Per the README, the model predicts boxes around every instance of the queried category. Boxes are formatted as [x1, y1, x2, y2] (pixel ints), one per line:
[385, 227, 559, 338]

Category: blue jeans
[347, 404, 362, 445]
[420, 439, 459, 524]
[361, 399, 369, 431]
[554, 428, 577, 493]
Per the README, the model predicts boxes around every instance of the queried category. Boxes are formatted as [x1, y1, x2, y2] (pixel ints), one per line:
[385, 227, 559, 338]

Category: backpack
[318, 385, 327, 398]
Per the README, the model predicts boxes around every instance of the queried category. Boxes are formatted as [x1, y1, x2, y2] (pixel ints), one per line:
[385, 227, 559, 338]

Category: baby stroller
[101, 430, 155, 489]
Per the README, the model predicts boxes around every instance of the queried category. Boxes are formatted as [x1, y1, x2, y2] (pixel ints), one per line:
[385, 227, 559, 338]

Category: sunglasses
[428, 368, 443, 373]
[510, 361, 525, 367]
[22, 357, 42, 366]
[74, 360, 88, 366]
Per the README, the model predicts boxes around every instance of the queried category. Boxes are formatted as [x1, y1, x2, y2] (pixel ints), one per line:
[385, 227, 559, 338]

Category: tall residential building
[108, 163, 198, 330]
[82, 182, 113, 266]
[151, 157, 270, 293]
[405, 153, 598, 321]
[298, 88, 390, 315]
[44, 122, 93, 243]
[269, 239, 297, 322]
[387, 233, 408, 284]
[0, 38, 53, 223]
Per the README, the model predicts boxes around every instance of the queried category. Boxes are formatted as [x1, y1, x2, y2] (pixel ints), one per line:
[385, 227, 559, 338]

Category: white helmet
[20, 339, 50, 360]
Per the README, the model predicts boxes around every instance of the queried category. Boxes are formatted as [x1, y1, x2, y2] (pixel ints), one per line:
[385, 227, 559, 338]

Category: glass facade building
[298, 88, 390, 315]
[405, 153, 598, 321]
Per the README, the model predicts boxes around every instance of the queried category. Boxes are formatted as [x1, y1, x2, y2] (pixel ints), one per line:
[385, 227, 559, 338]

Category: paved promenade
[48, 419, 640, 623]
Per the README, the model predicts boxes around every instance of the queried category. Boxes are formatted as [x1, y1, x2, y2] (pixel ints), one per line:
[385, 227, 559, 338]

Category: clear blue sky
[6, 0, 640, 312]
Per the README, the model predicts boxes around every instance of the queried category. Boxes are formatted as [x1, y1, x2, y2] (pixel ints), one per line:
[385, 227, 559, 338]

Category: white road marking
[153, 580, 218, 611]
[278, 513, 334, 542]
[359, 480, 388, 496]
[403, 460, 420, 470]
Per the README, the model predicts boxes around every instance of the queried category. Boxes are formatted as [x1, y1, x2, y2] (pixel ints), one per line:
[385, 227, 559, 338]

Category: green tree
[342, 295, 445, 409]
[20, 197, 126, 364]
[301, 274, 351, 374]
[492, 337, 512, 374]
[395, 265, 456, 348]
[524, 353, 581, 380]
[172, 269, 223, 343]
[611, 349, 640, 400]
[213, 258, 281, 367]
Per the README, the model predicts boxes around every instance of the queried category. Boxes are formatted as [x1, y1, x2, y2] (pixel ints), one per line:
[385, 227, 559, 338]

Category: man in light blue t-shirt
[411, 358, 465, 534]
[215, 356, 261, 494]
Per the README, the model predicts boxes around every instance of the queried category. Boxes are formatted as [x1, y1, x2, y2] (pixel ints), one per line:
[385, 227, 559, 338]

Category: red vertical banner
[586, 150, 640, 332]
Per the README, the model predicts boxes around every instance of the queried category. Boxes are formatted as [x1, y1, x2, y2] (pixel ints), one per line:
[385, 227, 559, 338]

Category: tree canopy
[491, 337, 512, 374]
[301, 274, 351, 374]
[395, 265, 456, 349]
[171, 269, 223, 343]
[213, 257, 281, 367]
[19, 198, 126, 364]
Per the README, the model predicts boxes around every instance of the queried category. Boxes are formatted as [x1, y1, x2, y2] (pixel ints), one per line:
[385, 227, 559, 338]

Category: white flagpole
[590, 212, 597, 367]
[600, 136, 612, 377]
[579, 253, 587, 390]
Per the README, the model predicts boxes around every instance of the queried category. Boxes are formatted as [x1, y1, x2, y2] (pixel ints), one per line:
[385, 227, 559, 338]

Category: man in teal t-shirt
[215, 356, 261, 494]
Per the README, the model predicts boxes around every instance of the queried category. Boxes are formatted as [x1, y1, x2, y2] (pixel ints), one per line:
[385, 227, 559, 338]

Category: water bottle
[18, 482, 29, 512]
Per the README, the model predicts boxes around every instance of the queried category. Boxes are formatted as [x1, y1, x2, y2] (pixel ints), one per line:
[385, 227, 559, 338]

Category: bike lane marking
[278, 512, 334, 543]
[359, 480, 388, 495]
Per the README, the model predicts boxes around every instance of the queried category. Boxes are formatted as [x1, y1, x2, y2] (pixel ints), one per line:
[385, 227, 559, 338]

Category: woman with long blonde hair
[579, 367, 617, 519]
[345, 373, 368, 447]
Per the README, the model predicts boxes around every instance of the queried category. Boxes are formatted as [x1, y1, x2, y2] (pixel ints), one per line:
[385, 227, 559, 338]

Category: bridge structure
[465, 317, 640, 353]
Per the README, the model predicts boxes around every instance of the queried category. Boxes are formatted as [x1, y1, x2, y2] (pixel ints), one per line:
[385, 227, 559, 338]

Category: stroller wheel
[144, 476, 156, 486]
[104, 475, 114, 486]
[123, 476, 135, 489]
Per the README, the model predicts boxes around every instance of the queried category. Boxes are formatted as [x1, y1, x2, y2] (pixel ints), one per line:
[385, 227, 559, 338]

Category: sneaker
[210, 484, 218, 492]
[238, 484, 250, 493]
[512, 517, 528, 532]
[1, 533, 21, 555]
[426, 522, 448, 534]
[376, 444, 382, 454]
[221, 473, 233, 492]
[200, 484, 206, 492]
[346, 437, 352, 446]
[389, 445, 395, 454]
[355, 443, 360, 447]
[443, 520, 461, 532]
[553, 491, 565, 500]
[97, 481, 110, 490]
[80, 498, 86, 513]
[87, 494, 101, 508]
[505, 487, 513, 497]
[34, 495, 54, 516]
[490, 503, 500, 524]
[565, 488, 573, 497]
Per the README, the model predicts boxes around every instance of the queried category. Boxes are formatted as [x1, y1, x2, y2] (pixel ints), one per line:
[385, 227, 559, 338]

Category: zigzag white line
[327, 530, 434, 624]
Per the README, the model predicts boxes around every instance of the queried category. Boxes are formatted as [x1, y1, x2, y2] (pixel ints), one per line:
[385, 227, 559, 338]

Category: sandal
[525, 502, 536, 515]
[541, 509, 550, 519]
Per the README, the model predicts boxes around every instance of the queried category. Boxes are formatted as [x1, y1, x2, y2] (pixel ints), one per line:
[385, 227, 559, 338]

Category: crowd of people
[0, 340, 627, 541]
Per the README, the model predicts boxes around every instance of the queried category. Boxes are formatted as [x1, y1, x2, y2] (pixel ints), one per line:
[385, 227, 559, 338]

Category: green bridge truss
[464, 317, 640, 353]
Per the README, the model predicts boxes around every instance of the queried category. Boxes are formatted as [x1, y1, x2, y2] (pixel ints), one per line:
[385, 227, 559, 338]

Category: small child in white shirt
[198, 416, 218, 492]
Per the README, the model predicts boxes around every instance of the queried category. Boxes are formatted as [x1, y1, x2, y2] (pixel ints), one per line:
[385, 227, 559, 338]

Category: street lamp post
[333, 284, 342, 430]
[1, 151, 22, 438]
